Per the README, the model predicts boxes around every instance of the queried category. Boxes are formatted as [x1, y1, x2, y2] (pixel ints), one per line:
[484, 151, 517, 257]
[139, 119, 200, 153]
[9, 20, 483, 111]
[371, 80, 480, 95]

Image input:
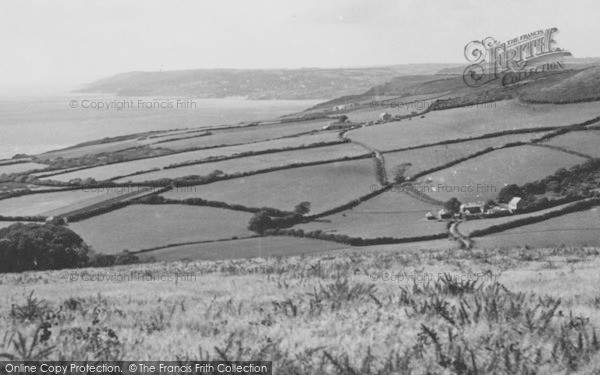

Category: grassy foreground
[1, 245, 600, 374]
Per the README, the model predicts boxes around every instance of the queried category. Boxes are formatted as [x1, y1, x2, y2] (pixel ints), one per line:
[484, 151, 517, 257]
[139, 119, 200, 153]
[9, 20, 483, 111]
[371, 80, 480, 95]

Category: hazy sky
[1, 0, 599, 88]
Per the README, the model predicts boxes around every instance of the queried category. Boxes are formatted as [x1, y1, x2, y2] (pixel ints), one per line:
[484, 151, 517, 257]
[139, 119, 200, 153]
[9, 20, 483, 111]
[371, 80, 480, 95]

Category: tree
[247, 211, 272, 234]
[0, 223, 91, 273]
[392, 163, 412, 183]
[294, 202, 311, 216]
[443, 198, 462, 215]
[497, 184, 523, 203]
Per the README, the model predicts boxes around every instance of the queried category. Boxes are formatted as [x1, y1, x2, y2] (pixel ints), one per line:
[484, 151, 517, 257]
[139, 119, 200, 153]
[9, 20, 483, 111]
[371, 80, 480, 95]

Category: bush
[0, 223, 91, 272]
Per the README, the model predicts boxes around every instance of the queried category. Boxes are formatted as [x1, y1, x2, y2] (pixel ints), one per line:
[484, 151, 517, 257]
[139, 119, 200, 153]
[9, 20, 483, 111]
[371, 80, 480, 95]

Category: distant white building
[460, 201, 485, 215]
[508, 197, 525, 213]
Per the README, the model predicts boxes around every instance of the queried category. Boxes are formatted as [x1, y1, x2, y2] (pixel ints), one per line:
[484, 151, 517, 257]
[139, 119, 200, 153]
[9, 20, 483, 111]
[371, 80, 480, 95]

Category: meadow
[545, 130, 600, 158]
[161, 159, 377, 214]
[1, 246, 599, 373]
[473, 207, 600, 249]
[296, 190, 447, 239]
[152, 119, 332, 151]
[137, 236, 348, 262]
[0, 189, 136, 217]
[347, 100, 600, 151]
[458, 201, 580, 236]
[0, 162, 47, 175]
[118, 143, 368, 183]
[43, 132, 343, 182]
[422, 145, 586, 202]
[383, 131, 551, 179]
[68, 204, 255, 254]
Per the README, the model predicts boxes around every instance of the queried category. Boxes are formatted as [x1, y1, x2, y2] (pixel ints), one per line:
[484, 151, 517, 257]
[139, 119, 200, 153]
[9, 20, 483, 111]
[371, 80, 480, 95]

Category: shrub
[0, 223, 91, 272]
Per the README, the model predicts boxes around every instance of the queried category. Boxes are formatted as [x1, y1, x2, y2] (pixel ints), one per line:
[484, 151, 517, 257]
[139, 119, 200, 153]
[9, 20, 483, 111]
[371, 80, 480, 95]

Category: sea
[0, 88, 321, 160]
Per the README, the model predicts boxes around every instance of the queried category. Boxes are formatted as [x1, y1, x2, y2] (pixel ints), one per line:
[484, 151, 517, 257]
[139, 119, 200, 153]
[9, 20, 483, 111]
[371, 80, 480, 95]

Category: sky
[1, 0, 599, 88]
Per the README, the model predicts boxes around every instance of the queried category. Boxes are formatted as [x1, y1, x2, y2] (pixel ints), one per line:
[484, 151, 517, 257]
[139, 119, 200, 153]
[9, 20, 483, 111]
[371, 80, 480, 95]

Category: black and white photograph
[1, 0, 600, 373]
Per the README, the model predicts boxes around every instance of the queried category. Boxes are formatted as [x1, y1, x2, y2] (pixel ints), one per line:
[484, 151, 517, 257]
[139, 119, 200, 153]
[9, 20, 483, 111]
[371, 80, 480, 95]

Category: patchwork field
[473, 208, 600, 248]
[458, 201, 580, 236]
[43, 132, 343, 182]
[0, 162, 48, 175]
[138, 236, 348, 262]
[118, 143, 369, 183]
[153, 120, 331, 150]
[544, 130, 600, 158]
[40, 138, 152, 160]
[69, 205, 254, 254]
[383, 132, 551, 179]
[162, 159, 377, 214]
[347, 100, 600, 151]
[296, 191, 447, 239]
[0, 189, 144, 217]
[422, 145, 587, 202]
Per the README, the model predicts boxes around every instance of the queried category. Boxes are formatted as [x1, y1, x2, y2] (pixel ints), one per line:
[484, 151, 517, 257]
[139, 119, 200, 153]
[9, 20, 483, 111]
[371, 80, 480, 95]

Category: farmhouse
[459, 201, 485, 215]
[437, 209, 452, 219]
[508, 197, 525, 213]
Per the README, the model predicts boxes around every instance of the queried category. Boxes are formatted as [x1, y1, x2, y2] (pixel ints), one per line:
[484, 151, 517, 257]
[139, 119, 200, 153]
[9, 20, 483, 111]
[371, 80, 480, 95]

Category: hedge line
[263, 227, 449, 246]
[0, 216, 46, 222]
[139, 195, 293, 217]
[469, 198, 600, 238]
[161, 140, 347, 170]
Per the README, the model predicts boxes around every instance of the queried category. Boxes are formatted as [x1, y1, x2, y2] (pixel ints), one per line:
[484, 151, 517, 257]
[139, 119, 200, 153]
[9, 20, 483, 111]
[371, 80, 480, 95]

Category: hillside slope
[76, 64, 460, 100]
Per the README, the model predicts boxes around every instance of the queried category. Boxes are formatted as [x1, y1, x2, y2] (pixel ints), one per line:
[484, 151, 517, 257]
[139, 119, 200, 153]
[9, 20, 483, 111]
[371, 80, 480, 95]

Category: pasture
[296, 191, 447, 239]
[347, 100, 600, 151]
[69, 205, 254, 254]
[0, 162, 48, 175]
[473, 207, 600, 248]
[162, 159, 377, 214]
[43, 132, 343, 182]
[0, 189, 140, 217]
[118, 143, 368, 183]
[383, 132, 551, 179]
[138, 236, 348, 262]
[153, 119, 332, 150]
[544, 130, 600, 158]
[458, 201, 579, 236]
[421, 145, 586, 202]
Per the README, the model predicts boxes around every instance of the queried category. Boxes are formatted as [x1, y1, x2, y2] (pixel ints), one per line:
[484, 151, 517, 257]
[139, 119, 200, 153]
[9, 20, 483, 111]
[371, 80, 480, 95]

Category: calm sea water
[0, 91, 321, 160]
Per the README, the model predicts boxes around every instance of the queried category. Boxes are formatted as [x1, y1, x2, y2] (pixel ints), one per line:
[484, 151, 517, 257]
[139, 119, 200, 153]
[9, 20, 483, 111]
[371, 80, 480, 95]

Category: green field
[40, 138, 151, 160]
[422, 145, 586, 202]
[473, 208, 600, 248]
[544, 130, 600, 157]
[347, 100, 600, 151]
[44, 132, 343, 182]
[0, 189, 141, 217]
[0, 162, 48, 175]
[383, 132, 551, 179]
[119, 143, 369, 183]
[296, 191, 447, 239]
[69, 204, 254, 254]
[162, 159, 377, 214]
[154, 120, 332, 150]
[458, 201, 579, 236]
[138, 236, 348, 261]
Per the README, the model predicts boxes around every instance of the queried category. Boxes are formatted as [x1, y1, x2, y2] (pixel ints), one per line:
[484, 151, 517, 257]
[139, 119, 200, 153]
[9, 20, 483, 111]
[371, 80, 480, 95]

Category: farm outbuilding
[508, 197, 525, 213]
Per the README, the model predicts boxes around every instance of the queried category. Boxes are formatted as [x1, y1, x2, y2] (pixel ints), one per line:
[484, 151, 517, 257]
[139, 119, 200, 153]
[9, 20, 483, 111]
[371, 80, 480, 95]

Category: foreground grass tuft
[1, 246, 599, 373]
